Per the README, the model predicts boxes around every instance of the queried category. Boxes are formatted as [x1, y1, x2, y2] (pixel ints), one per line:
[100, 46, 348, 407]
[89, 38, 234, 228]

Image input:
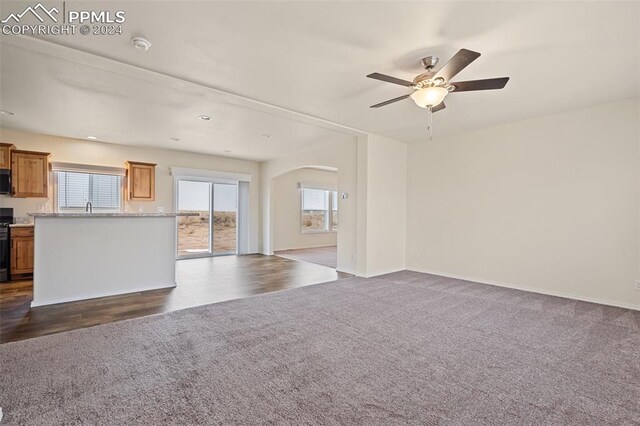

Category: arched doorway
[271, 166, 339, 269]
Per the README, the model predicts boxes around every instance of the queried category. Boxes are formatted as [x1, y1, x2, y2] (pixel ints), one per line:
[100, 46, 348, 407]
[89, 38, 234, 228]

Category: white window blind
[51, 162, 126, 176]
[297, 182, 337, 191]
[57, 171, 122, 212]
[302, 188, 329, 211]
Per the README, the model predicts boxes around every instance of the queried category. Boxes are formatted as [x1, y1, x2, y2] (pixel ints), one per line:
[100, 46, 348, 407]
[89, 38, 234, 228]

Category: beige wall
[406, 98, 640, 309]
[0, 128, 261, 253]
[272, 168, 338, 251]
[360, 134, 407, 277]
[260, 139, 358, 274]
[260, 134, 408, 277]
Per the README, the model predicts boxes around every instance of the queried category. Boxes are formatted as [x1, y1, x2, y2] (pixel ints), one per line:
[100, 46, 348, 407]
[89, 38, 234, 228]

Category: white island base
[31, 213, 187, 307]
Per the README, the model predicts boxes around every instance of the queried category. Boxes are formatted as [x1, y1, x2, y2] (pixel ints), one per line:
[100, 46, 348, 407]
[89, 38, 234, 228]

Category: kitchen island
[29, 212, 196, 307]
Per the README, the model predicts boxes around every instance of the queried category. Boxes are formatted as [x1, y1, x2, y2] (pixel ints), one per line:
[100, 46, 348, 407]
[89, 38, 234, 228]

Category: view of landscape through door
[177, 179, 238, 257]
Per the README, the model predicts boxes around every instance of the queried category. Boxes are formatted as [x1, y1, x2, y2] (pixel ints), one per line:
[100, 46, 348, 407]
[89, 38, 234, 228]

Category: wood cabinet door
[11, 237, 34, 275]
[127, 162, 156, 201]
[11, 151, 49, 197]
[0, 144, 15, 169]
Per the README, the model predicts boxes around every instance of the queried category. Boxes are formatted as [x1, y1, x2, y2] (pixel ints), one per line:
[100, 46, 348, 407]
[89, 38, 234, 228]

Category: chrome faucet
[85, 201, 93, 213]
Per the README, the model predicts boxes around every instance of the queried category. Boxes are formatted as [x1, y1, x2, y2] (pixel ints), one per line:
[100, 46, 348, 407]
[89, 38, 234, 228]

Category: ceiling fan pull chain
[427, 107, 433, 141]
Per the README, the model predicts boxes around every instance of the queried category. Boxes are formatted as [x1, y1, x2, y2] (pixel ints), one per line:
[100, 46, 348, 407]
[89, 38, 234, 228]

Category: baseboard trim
[31, 283, 178, 308]
[406, 267, 640, 312]
[336, 267, 357, 276]
[361, 267, 407, 279]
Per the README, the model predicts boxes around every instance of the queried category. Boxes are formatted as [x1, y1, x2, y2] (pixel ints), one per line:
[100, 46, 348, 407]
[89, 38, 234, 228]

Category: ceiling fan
[367, 48, 509, 114]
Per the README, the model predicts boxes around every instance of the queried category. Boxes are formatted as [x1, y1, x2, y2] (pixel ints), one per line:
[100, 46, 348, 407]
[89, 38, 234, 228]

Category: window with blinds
[57, 171, 122, 212]
[300, 188, 338, 233]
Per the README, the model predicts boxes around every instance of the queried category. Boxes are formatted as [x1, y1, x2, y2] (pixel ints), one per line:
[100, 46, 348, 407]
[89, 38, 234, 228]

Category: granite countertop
[9, 223, 34, 227]
[28, 212, 198, 218]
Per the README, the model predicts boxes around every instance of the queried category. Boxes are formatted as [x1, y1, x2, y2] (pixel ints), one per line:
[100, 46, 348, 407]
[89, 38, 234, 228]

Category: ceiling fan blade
[367, 72, 413, 87]
[431, 102, 446, 113]
[449, 77, 510, 92]
[370, 94, 411, 108]
[434, 49, 481, 82]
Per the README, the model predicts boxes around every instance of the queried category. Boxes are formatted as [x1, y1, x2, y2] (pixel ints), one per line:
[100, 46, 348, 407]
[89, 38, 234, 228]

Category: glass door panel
[177, 180, 212, 257]
[213, 183, 237, 254]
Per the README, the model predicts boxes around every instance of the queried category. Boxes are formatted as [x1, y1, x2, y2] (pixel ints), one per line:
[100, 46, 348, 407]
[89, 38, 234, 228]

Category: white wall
[0, 128, 261, 253]
[356, 135, 368, 276]
[260, 133, 408, 277]
[360, 134, 407, 277]
[260, 139, 358, 274]
[272, 168, 338, 251]
[406, 98, 640, 310]
[33, 216, 176, 306]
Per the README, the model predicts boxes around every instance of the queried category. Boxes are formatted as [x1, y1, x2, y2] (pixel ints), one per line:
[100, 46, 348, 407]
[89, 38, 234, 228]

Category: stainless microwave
[0, 169, 10, 194]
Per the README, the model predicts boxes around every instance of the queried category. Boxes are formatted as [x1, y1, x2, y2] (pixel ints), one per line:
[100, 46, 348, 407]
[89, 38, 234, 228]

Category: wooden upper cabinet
[11, 150, 51, 198]
[0, 143, 16, 169]
[126, 161, 156, 201]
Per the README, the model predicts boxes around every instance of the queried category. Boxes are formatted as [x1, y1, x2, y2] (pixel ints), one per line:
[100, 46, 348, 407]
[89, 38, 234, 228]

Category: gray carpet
[1, 271, 640, 425]
[275, 246, 337, 269]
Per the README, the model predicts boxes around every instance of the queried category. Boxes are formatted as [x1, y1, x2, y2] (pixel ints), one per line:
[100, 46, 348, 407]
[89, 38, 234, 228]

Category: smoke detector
[131, 36, 151, 51]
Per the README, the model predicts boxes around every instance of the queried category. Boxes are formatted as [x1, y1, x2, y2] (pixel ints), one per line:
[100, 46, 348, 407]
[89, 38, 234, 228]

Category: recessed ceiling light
[86, 136, 98, 140]
[198, 115, 213, 121]
[131, 36, 152, 51]
[0, 110, 15, 116]
[170, 137, 180, 142]
[262, 133, 271, 139]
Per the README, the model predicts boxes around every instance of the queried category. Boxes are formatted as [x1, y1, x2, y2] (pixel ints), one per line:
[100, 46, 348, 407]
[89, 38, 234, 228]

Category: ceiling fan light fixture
[410, 86, 449, 108]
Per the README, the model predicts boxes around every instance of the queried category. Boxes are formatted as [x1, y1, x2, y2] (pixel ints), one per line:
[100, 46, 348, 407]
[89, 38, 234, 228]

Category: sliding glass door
[177, 179, 237, 258]
[177, 180, 212, 257]
[213, 183, 237, 254]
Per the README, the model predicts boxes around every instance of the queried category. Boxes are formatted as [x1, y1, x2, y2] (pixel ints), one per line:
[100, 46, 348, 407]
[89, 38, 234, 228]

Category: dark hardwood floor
[0, 254, 350, 344]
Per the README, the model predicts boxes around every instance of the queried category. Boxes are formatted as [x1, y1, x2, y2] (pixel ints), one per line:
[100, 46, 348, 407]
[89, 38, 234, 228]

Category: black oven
[0, 208, 13, 282]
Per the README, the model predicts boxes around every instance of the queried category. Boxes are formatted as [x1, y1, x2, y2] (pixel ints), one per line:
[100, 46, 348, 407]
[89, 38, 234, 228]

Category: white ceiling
[0, 38, 357, 161]
[1, 1, 639, 158]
